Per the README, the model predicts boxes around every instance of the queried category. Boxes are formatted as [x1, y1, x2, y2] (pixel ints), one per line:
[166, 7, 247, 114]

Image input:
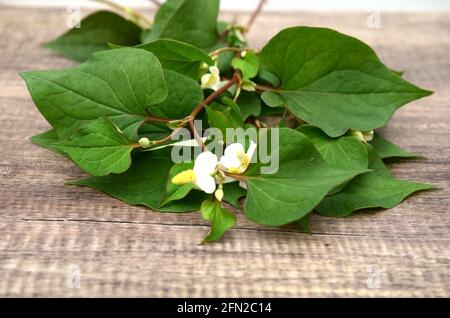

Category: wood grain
[0, 6, 449, 297]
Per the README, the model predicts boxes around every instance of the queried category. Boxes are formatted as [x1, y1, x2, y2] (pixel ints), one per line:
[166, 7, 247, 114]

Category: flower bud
[214, 188, 224, 202]
[138, 137, 151, 148]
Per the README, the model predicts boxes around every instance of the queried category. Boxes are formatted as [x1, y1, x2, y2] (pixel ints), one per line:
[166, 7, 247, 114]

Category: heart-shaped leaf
[201, 200, 236, 242]
[259, 27, 432, 137]
[21, 48, 168, 141]
[45, 11, 142, 62]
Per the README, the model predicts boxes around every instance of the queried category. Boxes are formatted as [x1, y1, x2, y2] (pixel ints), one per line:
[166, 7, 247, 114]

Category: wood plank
[0, 6, 449, 297]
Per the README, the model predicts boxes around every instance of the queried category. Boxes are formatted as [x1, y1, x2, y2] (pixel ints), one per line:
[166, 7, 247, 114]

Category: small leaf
[235, 91, 262, 120]
[206, 98, 244, 137]
[143, 0, 220, 50]
[231, 52, 259, 79]
[201, 200, 236, 242]
[54, 117, 134, 176]
[133, 39, 213, 79]
[316, 146, 434, 217]
[370, 132, 418, 159]
[244, 128, 367, 226]
[222, 182, 247, 209]
[70, 150, 207, 212]
[45, 11, 141, 62]
[256, 69, 281, 87]
[259, 27, 432, 137]
[21, 48, 167, 141]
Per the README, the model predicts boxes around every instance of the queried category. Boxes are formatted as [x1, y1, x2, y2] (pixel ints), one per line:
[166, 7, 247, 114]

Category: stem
[144, 74, 240, 150]
[190, 74, 240, 118]
[94, 0, 152, 28]
[223, 172, 246, 181]
[153, 127, 184, 146]
[144, 114, 173, 123]
[245, 0, 267, 33]
[188, 74, 240, 149]
[189, 120, 205, 151]
[255, 83, 280, 92]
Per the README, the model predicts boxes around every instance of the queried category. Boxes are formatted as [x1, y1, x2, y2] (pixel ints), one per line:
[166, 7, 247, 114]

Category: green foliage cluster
[24, 0, 433, 242]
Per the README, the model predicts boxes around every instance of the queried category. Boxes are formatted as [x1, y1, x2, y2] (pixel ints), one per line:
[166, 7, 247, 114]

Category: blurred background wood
[0, 6, 449, 297]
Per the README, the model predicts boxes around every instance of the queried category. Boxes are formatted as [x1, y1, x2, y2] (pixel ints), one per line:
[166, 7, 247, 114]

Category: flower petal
[220, 154, 241, 170]
[201, 74, 213, 88]
[246, 141, 257, 161]
[195, 174, 216, 194]
[224, 143, 245, 158]
[194, 151, 218, 175]
[210, 66, 220, 77]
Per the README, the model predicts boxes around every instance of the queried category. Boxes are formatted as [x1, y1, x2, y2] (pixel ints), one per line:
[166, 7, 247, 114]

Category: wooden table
[0, 7, 449, 297]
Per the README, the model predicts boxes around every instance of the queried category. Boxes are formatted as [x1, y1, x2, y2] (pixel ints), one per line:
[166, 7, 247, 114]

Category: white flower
[172, 142, 257, 195]
[201, 66, 221, 91]
[220, 141, 257, 174]
[351, 129, 374, 143]
[172, 151, 218, 194]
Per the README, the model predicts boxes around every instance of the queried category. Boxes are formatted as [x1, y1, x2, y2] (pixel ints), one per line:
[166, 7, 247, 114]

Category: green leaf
[30, 129, 66, 156]
[257, 69, 280, 87]
[70, 150, 206, 212]
[201, 200, 236, 242]
[147, 70, 203, 119]
[138, 122, 172, 141]
[370, 132, 418, 159]
[235, 91, 262, 120]
[45, 11, 142, 62]
[231, 52, 259, 79]
[143, 0, 220, 50]
[206, 97, 244, 136]
[244, 128, 367, 226]
[259, 27, 432, 137]
[316, 146, 434, 217]
[132, 39, 212, 79]
[54, 117, 134, 176]
[161, 162, 195, 206]
[223, 182, 247, 209]
[297, 125, 368, 171]
[21, 48, 167, 141]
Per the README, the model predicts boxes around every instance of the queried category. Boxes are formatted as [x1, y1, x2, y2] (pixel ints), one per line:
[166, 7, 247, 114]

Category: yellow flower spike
[172, 169, 196, 185]
[241, 154, 250, 169]
[220, 141, 257, 174]
[228, 167, 241, 174]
